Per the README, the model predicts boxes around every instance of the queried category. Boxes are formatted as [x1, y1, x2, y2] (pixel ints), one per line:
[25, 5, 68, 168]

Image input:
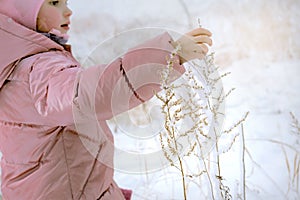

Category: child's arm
[75, 28, 212, 120]
[26, 32, 182, 126]
[28, 29, 211, 125]
[75, 32, 184, 120]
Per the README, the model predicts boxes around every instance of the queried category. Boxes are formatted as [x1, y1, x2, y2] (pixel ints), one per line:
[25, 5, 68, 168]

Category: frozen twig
[241, 123, 246, 200]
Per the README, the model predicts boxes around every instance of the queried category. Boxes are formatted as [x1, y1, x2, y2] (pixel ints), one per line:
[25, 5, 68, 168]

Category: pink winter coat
[0, 11, 183, 200]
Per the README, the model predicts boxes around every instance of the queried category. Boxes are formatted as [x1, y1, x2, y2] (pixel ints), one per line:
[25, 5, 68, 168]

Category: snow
[67, 0, 300, 199]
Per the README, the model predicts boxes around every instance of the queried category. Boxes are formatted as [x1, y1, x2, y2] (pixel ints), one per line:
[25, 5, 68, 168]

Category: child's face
[37, 0, 72, 34]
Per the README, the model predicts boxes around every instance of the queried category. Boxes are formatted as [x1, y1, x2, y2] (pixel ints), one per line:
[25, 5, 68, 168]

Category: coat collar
[0, 13, 65, 89]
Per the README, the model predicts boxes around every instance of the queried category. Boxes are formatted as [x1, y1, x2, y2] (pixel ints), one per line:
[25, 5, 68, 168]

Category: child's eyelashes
[49, 0, 60, 6]
[49, 0, 68, 6]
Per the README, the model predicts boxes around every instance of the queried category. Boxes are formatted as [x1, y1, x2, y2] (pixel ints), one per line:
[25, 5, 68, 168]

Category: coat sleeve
[29, 52, 80, 126]
[74, 32, 185, 121]
[30, 32, 184, 126]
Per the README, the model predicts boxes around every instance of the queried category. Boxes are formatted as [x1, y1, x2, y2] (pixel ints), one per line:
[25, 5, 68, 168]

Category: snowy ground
[67, 0, 300, 199]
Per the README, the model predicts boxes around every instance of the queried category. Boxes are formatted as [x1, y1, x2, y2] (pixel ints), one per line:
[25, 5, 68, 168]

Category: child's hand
[171, 27, 212, 64]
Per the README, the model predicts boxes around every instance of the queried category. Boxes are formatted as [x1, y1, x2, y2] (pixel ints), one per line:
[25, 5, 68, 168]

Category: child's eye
[49, 0, 59, 6]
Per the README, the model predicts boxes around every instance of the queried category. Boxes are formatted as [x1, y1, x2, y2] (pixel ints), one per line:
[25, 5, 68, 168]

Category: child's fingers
[175, 27, 213, 63]
[186, 27, 212, 37]
[193, 35, 213, 46]
[193, 43, 209, 55]
[199, 43, 209, 54]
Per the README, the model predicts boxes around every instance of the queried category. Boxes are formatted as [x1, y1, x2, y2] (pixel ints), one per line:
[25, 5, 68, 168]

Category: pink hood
[0, 0, 44, 30]
[0, 12, 63, 89]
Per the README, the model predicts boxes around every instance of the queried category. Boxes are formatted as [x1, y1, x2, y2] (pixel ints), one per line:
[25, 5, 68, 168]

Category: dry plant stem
[197, 137, 216, 200]
[290, 112, 300, 134]
[241, 123, 246, 200]
[215, 129, 221, 179]
[288, 112, 300, 195]
[280, 145, 300, 196]
[248, 134, 299, 196]
[214, 129, 223, 199]
[294, 155, 300, 193]
[281, 145, 291, 194]
[158, 52, 232, 199]
[157, 48, 188, 199]
[167, 105, 188, 200]
[178, 151, 187, 200]
[295, 155, 300, 194]
[214, 129, 223, 197]
[224, 112, 249, 134]
[245, 148, 286, 196]
[214, 128, 232, 200]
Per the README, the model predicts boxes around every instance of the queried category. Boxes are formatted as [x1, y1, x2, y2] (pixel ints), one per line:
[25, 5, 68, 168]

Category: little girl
[0, 0, 212, 199]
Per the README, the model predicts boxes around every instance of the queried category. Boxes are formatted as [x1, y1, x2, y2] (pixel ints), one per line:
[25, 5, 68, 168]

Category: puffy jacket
[0, 8, 183, 200]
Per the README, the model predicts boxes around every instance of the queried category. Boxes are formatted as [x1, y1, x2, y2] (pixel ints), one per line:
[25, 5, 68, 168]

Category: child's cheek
[37, 18, 49, 32]
[44, 10, 61, 31]
[48, 17, 60, 30]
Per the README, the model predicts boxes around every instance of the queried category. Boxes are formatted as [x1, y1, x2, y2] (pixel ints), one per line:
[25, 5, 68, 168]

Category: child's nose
[64, 6, 72, 17]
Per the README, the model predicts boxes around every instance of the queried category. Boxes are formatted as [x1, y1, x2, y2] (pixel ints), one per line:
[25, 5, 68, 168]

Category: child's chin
[60, 30, 68, 34]
[59, 29, 68, 34]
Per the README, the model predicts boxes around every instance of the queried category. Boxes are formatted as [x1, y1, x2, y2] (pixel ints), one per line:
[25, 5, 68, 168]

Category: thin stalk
[214, 128, 221, 180]
[197, 137, 215, 200]
[177, 154, 187, 200]
[241, 123, 246, 200]
[214, 128, 223, 199]
[166, 94, 187, 200]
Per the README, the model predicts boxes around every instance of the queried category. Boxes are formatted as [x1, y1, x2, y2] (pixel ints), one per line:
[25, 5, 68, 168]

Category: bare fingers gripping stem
[171, 27, 213, 64]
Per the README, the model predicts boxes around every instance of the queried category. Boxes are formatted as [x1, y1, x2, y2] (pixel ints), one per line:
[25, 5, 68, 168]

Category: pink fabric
[0, 0, 44, 30]
[0, 10, 184, 200]
[121, 189, 133, 200]
[0, 12, 63, 89]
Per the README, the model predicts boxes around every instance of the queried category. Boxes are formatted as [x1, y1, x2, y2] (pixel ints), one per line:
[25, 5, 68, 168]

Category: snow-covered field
[67, 0, 300, 199]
